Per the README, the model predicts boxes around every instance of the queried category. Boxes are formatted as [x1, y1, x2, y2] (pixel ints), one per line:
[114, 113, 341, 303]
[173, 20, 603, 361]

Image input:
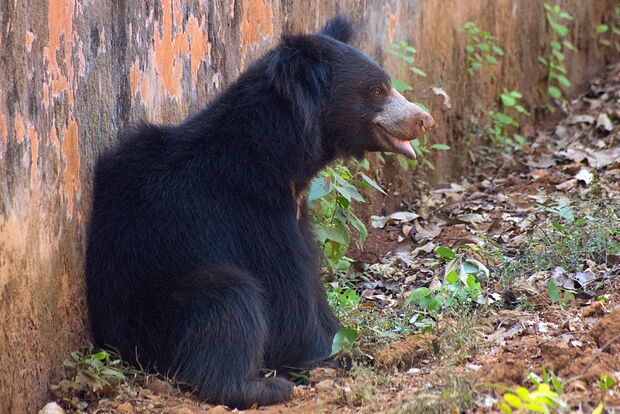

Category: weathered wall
[0, 0, 616, 412]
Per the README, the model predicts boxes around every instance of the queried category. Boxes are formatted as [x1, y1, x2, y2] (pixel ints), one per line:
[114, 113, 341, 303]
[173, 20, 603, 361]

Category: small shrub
[309, 160, 385, 271]
[461, 21, 505, 77]
[539, 3, 577, 112]
[487, 89, 530, 150]
[595, 2, 620, 51]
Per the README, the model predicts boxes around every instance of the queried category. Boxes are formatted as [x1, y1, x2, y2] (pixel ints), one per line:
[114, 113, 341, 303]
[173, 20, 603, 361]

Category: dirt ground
[41, 64, 620, 414]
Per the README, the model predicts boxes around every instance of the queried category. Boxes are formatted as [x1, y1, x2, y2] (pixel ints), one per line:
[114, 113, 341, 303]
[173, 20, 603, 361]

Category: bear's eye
[371, 86, 383, 97]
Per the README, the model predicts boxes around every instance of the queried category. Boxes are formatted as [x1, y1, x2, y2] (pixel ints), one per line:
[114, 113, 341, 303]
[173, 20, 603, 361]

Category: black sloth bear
[86, 15, 434, 409]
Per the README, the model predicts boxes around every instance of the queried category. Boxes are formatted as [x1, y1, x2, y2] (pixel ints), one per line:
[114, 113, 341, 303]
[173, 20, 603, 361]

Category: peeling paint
[61, 117, 80, 212]
[240, 0, 274, 67]
[43, 0, 77, 109]
[154, 0, 185, 98]
[186, 15, 211, 82]
[130, 0, 211, 112]
[14, 114, 25, 143]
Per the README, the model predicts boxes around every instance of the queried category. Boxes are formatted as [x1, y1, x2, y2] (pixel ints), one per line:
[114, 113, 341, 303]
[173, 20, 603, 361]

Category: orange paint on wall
[154, 0, 184, 98]
[49, 125, 59, 146]
[44, 0, 76, 107]
[240, 0, 274, 57]
[130, 59, 140, 98]
[131, 0, 211, 108]
[186, 15, 211, 82]
[15, 114, 26, 143]
[62, 118, 80, 211]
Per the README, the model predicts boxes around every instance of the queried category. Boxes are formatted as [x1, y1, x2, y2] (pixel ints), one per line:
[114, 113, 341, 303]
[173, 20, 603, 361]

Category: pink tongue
[387, 136, 417, 159]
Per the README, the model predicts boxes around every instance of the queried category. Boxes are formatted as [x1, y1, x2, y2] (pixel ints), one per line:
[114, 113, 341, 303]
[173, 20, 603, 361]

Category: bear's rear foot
[213, 377, 293, 409]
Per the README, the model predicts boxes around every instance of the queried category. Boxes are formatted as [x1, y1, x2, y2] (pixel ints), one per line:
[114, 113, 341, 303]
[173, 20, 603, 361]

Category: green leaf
[431, 144, 450, 150]
[552, 49, 565, 62]
[308, 176, 333, 201]
[360, 173, 387, 195]
[485, 55, 499, 65]
[414, 102, 430, 113]
[501, 94, 517, 107]
[334, 184, 364, 202]
[563, 40, 577, 51]
[494, 112, 515, 125]
[410, 66, 428, 77]
[93, 351, 110, 361]
[492, 45, 505, 56]
[462, 261, 480, 275]
[504, 393, 523, 409]
[498, 402, 513, 414]
[592, 402, 604, 414]
[548, 280, 561, 304]
[330, 327, 359, 356]
[549, 19, 569, 37]
[446, 270, 459, 284]
[556, 74, 571, 88]
[596, 24, 609, 34]
[557, 199, 574, 224]
[548, 86, 562, 99]
[436, 246, 456, 260]
[349, 213, 368, 246]
[315, 226, 348, 245]
[392, 77, 413, 92]
[409, 287, 431, 305]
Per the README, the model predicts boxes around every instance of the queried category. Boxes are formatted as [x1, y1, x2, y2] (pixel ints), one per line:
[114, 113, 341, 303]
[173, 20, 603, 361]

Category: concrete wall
[0, 0, 616, 412]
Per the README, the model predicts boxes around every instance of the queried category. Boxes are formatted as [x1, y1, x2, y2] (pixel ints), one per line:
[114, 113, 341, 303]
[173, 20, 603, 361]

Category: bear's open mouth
[375, 124, 417, 159]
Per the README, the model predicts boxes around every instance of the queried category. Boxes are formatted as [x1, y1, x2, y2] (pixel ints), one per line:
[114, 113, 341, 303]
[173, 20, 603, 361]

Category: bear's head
[267, 14, 435, 162]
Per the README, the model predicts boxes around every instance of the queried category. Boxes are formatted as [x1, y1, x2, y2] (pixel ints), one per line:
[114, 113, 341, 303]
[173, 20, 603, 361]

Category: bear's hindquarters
[147, 267, 293, 408]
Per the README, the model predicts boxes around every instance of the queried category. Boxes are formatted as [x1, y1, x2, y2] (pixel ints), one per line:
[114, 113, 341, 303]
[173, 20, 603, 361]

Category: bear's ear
[320, 14, 354, 43]
[267, 35, 330, 133]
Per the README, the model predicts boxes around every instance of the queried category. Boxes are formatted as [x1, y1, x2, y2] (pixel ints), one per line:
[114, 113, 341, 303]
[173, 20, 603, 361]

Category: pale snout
[373, 87, 436, 159]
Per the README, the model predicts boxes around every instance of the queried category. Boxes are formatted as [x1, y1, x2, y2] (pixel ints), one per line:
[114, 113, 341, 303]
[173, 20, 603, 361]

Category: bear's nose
[416, 113, 436, 134]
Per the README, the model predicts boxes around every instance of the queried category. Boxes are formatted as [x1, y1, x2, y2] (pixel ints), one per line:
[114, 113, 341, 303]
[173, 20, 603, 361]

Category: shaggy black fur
[86, 14, 397, 408]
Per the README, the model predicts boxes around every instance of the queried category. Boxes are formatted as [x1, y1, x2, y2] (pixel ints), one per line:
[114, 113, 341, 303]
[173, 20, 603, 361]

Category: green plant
[309, 160, 385, 271]
[53, 344, 132, 396]
[327, 286, 362, 311]
[529, 368, 564, 395]
[389, 41, 428, 92]
[497, 369, 567, 413]
[546, 279, 575, 308]
[498, 383, 567, 413]
[461, 22, 505, 77]
[539, 3, 577, 111]
[407, 246, 489, 329]
[598, 374, 616, 406]
[595, 3, 620, 51]
[495, 198, 619, 283]
[487, 89, 530, 150]
[330, 326, 360, 357]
